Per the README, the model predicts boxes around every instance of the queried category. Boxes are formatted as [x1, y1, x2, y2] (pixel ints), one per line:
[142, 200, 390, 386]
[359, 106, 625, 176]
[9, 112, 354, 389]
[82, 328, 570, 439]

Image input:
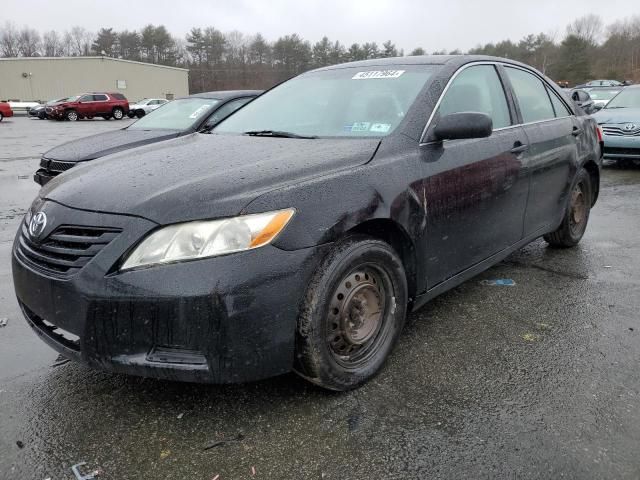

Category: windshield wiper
[243, 130, 318, 139]
[605, 106, 627, 109]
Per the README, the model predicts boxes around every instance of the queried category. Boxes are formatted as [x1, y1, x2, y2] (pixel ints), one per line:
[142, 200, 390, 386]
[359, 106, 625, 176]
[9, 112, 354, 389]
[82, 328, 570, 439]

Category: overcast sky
[3, 0, 636, 51]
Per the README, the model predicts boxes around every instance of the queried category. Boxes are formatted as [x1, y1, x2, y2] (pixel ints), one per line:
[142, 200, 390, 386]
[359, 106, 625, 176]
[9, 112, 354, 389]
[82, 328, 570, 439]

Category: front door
[76, 94, 94, 117]
[416, 64, 530, 287]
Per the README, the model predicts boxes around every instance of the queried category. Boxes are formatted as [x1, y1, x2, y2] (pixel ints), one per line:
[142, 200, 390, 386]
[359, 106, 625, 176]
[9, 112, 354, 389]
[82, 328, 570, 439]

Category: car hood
[43, 129, 183, 162]
[592, 108, 640, 124]
[41, 133, 381, 225]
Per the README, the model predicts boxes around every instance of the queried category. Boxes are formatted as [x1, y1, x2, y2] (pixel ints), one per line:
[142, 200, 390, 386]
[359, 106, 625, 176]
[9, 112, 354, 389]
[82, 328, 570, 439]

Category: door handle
[510, 142, 528, 154]
[572, 126, 583, 136]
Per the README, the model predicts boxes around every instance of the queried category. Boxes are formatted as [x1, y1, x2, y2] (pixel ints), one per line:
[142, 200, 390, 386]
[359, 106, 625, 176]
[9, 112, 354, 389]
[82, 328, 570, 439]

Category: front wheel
[544, 168, 592, 248]
[295, 235, 408, 391]
[0, 112, 3, 122]
[65, 110, 78, 121]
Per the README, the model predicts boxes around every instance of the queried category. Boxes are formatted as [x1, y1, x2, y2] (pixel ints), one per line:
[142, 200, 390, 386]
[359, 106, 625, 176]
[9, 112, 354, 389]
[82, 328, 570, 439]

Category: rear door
[503, 66, 579, 236]
[418, 64, 530, 286]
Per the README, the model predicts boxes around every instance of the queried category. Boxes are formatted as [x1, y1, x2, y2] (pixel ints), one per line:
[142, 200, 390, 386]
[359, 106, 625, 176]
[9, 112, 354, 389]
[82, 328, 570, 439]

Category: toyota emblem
[28, 212, 47, 238]
[624, 123, 637, 131]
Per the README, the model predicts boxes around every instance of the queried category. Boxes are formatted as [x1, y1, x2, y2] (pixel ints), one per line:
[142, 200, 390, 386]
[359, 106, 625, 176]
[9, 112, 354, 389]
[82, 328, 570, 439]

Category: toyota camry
[13, 55, 602, 391]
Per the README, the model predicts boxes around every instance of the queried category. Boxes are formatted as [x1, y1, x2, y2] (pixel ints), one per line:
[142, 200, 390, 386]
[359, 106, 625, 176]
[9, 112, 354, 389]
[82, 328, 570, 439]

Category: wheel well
[349, 219, 417, 302]
[583, 161, 600, 206]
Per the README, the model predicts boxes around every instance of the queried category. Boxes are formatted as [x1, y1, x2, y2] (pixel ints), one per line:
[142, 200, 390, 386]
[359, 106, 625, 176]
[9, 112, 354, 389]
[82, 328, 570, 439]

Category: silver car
[127, 98, 169, 118]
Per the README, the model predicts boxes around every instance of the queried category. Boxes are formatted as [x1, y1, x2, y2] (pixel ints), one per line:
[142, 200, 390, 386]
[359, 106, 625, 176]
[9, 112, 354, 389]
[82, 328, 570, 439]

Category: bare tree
[18, 27, 41, 56]
[70, 26, 93, 56]
[0, 22, 20, 57]
[42, 30, 62, 56]
[567, 14, 604, 46]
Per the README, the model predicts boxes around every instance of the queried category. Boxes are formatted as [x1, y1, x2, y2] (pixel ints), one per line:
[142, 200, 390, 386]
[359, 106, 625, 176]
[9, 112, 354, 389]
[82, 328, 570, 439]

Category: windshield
[134, 98, 150, 105]
[128, 98, 220, 130]
[215, 66, 438, 137]
[586, 89, 621, 101]
[604, 88, 640, 109]
[64, 95, 80, 102]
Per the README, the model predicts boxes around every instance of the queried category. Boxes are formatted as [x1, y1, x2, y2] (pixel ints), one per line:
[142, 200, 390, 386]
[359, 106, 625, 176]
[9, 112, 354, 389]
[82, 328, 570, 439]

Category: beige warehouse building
[0, 56, 189, 102]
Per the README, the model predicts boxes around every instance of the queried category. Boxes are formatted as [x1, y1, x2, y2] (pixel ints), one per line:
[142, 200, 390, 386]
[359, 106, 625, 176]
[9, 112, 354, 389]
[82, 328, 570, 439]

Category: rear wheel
[295, 235, 408, 391]
[544, 168, 592, 248]
[0, 112, 3, 122]
[136, 109, 145, 118]
[65, 110, 78, 121]
[112, 107, 124, 120]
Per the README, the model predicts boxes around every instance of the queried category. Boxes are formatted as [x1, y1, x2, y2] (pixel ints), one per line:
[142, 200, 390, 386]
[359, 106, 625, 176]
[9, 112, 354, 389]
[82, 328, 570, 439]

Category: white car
[127, 98, 169, 118]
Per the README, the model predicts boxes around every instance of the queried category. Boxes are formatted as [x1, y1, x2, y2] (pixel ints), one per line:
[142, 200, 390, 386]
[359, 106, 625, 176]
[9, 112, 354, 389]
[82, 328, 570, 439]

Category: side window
[505, 67, 555, 123]
[93, 94, 108, 101]
[206, 98, 252, 126]
[547, 87, 571, 117]
[79, 94, 93, 102]
[437, 65, 511, 129]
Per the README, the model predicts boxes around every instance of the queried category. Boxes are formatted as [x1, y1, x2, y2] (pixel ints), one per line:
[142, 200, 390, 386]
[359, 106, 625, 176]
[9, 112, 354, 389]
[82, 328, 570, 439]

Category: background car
[582, 87, 622, 110]
[592, 85, 640, 166]
[127, 98, 170, 118]
[0, 101, 14, 121]
[45, 92, 129, 121]
[34, 90, 261, 185]
[28, 97, 70, 119]
[576, 79, 624, 88]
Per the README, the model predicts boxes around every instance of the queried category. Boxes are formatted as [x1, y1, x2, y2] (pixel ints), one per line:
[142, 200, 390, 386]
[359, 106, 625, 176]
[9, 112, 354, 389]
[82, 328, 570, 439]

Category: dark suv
[46, 93, 129, 121]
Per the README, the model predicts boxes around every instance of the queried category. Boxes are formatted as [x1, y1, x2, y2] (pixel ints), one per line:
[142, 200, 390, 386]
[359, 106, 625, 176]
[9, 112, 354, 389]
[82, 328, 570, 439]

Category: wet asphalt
[1, 115, 639, 480]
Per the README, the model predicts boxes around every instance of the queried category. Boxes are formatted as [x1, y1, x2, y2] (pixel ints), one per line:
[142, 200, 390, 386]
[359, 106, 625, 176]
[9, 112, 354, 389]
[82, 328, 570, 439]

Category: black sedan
[13, 56, 601, 391]
[34, 90, 261, 185]
[28, 97, 69, 119]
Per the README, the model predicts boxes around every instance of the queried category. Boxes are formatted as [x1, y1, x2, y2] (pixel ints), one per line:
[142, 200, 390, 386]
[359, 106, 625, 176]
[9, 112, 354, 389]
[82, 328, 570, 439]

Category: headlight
[121, 208, 295, 271]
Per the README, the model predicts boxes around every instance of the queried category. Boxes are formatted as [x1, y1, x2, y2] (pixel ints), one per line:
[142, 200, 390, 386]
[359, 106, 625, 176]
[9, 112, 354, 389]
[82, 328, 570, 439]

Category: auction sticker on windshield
[189, 105, 211, 118]
[352, 70, 405, 80]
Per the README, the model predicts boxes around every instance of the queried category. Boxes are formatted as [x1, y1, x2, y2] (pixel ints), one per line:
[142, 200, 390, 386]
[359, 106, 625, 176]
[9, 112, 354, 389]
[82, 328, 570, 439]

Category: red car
[46, 92, 129, 121]
[0, 102, 14, 121]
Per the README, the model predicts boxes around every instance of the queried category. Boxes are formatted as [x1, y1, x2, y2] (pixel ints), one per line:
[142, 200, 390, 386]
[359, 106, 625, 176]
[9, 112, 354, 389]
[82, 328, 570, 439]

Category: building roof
[0, 56, 188, 72]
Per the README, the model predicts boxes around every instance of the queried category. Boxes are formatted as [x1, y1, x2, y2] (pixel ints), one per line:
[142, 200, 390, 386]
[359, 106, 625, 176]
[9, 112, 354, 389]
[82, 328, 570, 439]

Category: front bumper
[13, 200, 328, 383]
[602, 135, 640, 159]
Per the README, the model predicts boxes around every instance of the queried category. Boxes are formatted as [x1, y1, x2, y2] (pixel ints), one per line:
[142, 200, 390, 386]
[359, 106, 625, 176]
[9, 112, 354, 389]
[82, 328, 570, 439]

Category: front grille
[602, 125, 640, 137]
[40, 157, 76, 173]
[16, 221, 121, 277]
[603, 146, 640, 156]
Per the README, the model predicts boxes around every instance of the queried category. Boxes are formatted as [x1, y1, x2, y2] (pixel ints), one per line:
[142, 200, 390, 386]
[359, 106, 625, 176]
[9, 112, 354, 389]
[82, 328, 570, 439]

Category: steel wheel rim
[326, 265, 392, 368]
[68, 112, 77, 121]
[114, 109, 123, 119]
[569, 182, 586, 235]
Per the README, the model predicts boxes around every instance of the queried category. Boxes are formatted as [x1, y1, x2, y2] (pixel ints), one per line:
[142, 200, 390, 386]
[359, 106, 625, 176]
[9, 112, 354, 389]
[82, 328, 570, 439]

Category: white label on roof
[352, 70, 405, 80]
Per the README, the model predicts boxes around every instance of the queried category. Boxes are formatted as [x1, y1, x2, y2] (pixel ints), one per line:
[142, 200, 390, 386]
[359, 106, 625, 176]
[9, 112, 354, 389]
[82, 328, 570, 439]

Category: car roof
[185, 90, 263, 100]
[310, 54, 543, 73]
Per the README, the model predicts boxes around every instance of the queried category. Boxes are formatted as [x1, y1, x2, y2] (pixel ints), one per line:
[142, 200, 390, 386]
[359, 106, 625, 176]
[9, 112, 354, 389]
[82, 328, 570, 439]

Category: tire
[65, 110, 78, 121]
[127, 112, 135, 118]
[38, 112, 46, 120]
[544, 168, 592, 248]
[0, 112, 3, 122]
[294, 235, 408, 391]
[136, 109, 145, 119]
[112, 107, 124, 120]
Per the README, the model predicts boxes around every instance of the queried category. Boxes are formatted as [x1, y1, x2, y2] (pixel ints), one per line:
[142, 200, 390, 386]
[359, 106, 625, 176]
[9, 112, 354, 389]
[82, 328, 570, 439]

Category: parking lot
[1, 115, 640, 479]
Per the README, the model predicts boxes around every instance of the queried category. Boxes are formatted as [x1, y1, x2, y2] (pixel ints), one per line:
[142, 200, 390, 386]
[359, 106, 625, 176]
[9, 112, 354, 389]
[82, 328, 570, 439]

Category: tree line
[1, 14, 639, 92]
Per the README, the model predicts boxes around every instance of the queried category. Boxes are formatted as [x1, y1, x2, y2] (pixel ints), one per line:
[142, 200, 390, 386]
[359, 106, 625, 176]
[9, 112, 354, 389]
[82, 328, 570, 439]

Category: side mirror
[592, 104, 604, 112]
[433, 112, 493, 141]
